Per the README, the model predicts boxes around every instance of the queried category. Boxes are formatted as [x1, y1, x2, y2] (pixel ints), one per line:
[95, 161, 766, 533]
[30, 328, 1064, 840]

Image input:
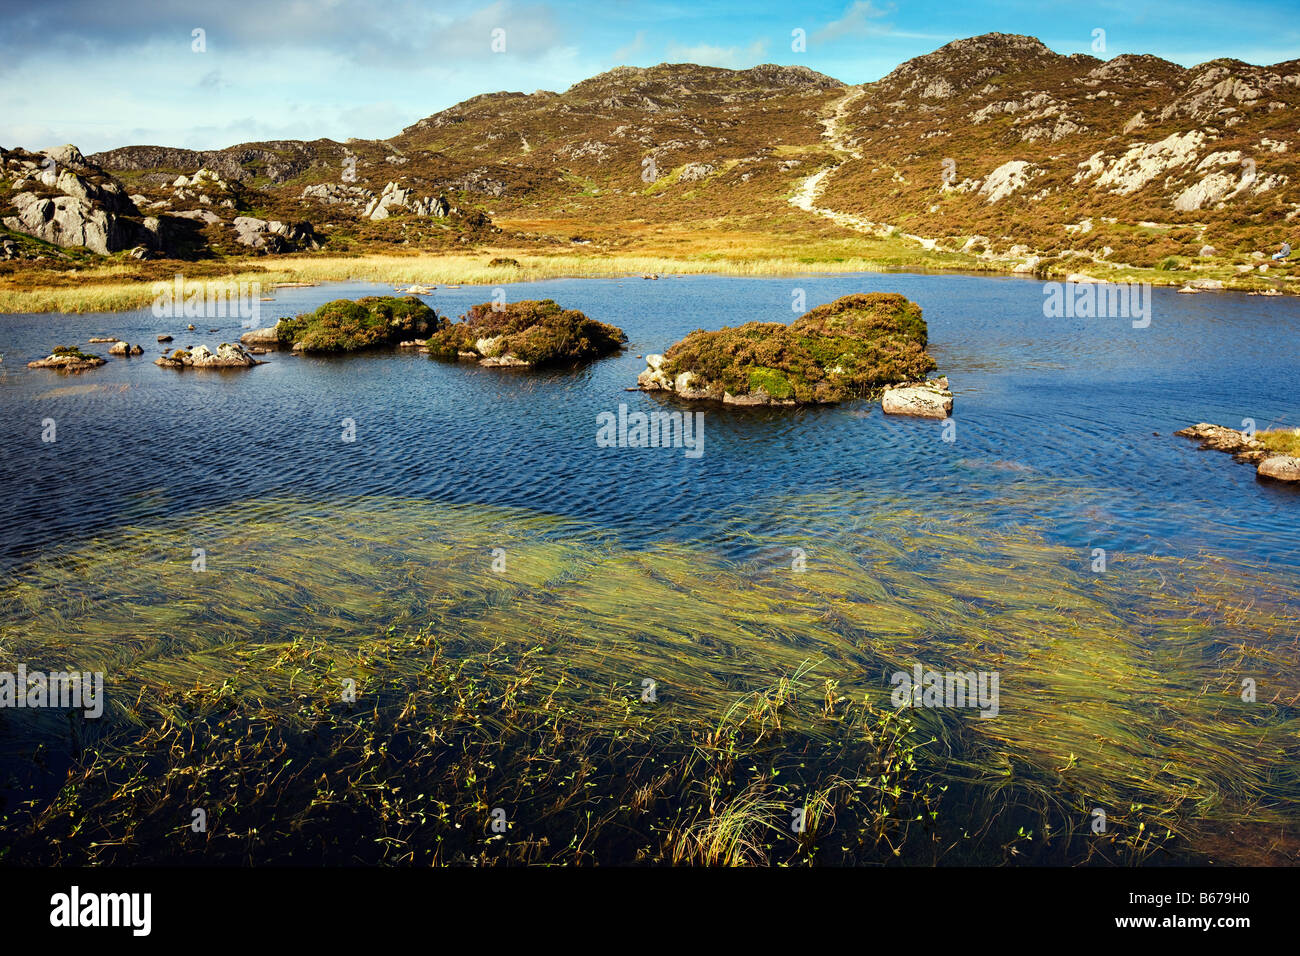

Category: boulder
[636, 353, 673, 391]
[3, 192, 132, 255]
[108, 341, 143, 356]
[1258, 456, 1300, 482]
[239, 325, 281, 346]
[231, 216, 317, 252]
[881, 378, 954, 418]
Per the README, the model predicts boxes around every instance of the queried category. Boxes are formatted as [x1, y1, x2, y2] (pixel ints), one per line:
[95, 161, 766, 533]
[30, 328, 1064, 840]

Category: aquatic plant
[0, 491, 1296, 865]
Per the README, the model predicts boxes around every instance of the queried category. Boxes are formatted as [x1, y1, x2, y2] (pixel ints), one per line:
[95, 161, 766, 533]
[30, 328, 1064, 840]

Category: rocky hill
[2, 35, 1296, 273]
[821, 33, 1300, 268]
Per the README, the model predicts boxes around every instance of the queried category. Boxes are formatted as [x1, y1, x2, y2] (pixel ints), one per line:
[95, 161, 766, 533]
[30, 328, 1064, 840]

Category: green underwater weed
[0, 492, 1296, 864]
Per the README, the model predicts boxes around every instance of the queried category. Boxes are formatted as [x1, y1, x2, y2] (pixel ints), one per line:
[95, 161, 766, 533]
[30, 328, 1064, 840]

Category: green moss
[747, 366, 794, 399]
[662, 292, 935, 404]
[50, 345, 100, 361]
[426, 299, 625, 366]
[277, 295, 441, 352]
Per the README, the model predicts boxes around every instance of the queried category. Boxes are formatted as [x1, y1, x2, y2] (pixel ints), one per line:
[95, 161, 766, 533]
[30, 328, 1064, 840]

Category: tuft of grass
[1258, 429, 1300, 457]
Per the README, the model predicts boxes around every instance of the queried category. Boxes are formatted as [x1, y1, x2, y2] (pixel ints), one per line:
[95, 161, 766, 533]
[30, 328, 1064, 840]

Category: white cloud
[611, 29, 647, 63]
[812, 1, 889, 44]
[663, 39, 769, 69]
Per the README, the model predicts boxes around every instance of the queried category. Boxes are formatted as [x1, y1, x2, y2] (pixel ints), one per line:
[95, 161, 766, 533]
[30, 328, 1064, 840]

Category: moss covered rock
[639, 292, 936, 405]
[275, 295, 441, 353]
[27, 345, 107, 372]
[426, 299, 625, 368]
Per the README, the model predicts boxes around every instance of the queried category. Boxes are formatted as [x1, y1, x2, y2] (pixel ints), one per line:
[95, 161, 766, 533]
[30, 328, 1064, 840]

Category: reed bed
[0, 492, 1296, 865]
[0, 249, 964, 315]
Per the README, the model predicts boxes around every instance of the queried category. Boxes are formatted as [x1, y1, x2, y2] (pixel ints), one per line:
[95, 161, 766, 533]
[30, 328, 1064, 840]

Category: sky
[1, 0, 1297, 154]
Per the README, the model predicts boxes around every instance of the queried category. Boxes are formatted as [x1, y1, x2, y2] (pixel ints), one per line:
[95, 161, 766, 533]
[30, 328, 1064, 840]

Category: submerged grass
[0, 493, 1297, 865]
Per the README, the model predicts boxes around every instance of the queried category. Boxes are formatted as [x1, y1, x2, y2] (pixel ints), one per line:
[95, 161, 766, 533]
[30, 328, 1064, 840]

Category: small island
[425, 299, 625, 367]
[242, 295, 440, 353]
[637, 292, 948, 412]
[27, 346, 106, 372]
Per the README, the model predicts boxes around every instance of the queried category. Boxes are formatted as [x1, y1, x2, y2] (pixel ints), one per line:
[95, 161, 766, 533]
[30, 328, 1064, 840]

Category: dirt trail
[789, 88, 939, 249]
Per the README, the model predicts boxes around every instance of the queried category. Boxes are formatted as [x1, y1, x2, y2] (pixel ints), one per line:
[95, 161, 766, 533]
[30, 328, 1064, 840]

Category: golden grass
[2, 213, 1295, 315]
[0, 222, 996, 314]
[1258, 429, 1300, 457]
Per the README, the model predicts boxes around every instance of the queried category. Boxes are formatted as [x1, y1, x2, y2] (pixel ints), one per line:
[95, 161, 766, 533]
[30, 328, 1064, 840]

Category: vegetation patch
[275, 295, 440, 352]
[1258, 429, 1300, 457]
[425, 298, 625, 366]
[1, 492, 1297, 865]
[660, 292, 935, 403]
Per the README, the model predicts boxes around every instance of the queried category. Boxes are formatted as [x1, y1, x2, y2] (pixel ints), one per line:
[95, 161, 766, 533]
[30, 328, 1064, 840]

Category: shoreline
[2, 243, 1295, 315]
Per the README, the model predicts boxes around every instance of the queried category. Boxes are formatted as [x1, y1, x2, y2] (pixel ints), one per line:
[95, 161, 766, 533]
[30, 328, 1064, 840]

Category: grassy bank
[2, 214, 1296, 314]
[1, 491, 1296, 865]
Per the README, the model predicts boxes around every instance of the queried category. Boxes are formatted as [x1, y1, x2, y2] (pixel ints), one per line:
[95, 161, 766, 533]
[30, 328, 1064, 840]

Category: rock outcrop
[1, 145, 143, 254]
[1174, 422, 1267, 462]
[363, 181, 450, 220]
[155, 343, 261, 368]
[231, 216, 318, 252]
[27, 347, 107, 372]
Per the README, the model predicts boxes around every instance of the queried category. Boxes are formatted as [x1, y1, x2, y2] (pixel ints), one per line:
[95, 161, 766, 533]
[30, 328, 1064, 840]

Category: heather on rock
[276, 296, 441, 352]
[641, 293, 935, 404]
[425, 299, 625, 367]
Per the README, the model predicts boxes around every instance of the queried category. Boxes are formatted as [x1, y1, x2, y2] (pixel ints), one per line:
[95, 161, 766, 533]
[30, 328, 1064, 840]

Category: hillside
[1, 35, 1297, 287]
[822, 34, 1300, 268]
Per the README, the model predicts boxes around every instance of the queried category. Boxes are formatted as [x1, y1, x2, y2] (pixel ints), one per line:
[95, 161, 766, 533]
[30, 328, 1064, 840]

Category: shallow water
[3, 273, 1299, 862]
[1, 273, 1298, 570]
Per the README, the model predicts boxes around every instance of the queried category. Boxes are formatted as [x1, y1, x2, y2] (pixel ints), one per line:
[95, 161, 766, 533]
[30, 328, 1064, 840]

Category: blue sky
[2, 0, 1297, 154]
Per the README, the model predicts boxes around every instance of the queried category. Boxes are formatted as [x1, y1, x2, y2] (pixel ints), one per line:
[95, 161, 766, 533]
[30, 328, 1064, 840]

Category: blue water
[1, 273, 1297, 571]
